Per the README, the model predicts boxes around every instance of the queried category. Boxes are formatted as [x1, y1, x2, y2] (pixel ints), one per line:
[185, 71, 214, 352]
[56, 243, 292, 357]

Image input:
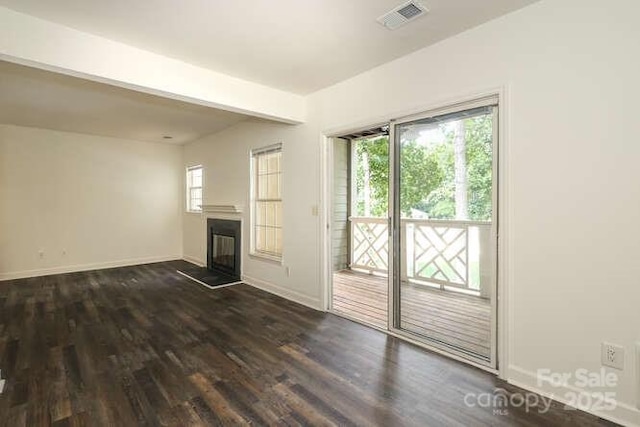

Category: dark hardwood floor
[0, 261, 615, 426]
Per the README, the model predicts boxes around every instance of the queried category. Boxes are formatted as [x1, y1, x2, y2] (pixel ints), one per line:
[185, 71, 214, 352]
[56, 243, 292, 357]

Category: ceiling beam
[0, 7, 306, 124]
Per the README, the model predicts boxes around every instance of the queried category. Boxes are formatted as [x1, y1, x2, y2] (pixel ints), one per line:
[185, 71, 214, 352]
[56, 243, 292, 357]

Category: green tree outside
[353, 114, 493, 221]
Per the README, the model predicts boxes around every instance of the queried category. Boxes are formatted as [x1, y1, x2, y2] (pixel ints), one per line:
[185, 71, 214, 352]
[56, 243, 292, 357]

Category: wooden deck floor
[332, 270, 492, 360]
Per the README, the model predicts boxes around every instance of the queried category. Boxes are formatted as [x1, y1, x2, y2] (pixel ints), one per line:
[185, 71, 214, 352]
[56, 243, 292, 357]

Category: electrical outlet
[601, 342, 624, 370]
[38, 249, 44, 258]
[285, 266, 291, 277]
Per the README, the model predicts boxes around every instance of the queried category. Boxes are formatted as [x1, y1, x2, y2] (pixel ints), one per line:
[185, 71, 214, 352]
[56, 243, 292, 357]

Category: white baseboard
[507, 365, 640, 427]
[0, 255, 182, 281]
[242, 274, 322, 311]
[182, 255, 205, 267]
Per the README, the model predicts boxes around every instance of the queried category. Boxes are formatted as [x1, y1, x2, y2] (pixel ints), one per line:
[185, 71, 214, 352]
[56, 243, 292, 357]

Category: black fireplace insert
[207, 218, 241, 279]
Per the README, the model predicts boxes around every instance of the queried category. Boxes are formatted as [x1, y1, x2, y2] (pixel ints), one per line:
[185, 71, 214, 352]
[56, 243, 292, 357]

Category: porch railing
[350, 216, 492, 293]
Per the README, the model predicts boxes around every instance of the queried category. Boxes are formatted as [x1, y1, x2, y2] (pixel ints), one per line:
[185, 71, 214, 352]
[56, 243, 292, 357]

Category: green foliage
[354, 136, 388, 217]
[354, 114, 493, 221]
[423, 115, 493, 221]
[400, 143, 443, 216]
[355, 137, 444, 217]
[465, 116, 493, 220]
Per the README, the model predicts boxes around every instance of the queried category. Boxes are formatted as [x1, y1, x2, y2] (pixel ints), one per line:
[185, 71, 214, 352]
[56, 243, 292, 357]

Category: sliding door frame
[389, 95, 499, 369]
[321, 88, 508, 376]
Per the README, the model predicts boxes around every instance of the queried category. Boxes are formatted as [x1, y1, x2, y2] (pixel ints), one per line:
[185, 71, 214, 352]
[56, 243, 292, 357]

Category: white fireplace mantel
[201, 204, 244, 220]
[201, 204, 243, 214]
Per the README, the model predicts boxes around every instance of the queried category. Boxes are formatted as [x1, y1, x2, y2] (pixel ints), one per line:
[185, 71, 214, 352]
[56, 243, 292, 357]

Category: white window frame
[186, 165, 203, 213]
[250, 143, 283, 262]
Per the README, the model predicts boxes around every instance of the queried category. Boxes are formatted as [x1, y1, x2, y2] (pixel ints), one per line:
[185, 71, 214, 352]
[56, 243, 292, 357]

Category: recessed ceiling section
[0, 61, 251, 144]
[0, 0, 541, 94]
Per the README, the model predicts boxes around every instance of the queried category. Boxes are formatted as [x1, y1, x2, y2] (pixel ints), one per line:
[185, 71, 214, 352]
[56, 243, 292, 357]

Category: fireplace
[207, 218, 241, 278]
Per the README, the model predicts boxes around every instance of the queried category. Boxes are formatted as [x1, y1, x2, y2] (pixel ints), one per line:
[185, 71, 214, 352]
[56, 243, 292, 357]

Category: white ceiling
[0, 0, 539, 94]
[0, 60, 249, 144]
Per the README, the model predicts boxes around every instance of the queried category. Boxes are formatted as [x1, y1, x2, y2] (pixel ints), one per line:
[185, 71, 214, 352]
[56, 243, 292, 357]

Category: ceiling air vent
[377, 1, 428, 30]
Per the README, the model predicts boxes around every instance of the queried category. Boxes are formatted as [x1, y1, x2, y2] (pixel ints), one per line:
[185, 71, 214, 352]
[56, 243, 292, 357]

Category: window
[186, 165, 203, 212]
[251, 144, 282, 260]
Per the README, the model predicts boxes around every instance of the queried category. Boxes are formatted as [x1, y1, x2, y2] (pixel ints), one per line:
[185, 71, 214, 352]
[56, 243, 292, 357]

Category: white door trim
[318, 85, 511, 379]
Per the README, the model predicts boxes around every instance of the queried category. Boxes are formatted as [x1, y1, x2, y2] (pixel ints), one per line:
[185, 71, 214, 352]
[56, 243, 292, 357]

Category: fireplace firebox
[207, 218, 241, 278]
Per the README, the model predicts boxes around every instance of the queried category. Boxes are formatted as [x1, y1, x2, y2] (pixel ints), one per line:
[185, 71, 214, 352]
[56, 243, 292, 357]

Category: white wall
[182, 119, 321, 308]
[309, 0, 640, 424]
[0, 124, 183, 279]
[183, 0, 640, 424]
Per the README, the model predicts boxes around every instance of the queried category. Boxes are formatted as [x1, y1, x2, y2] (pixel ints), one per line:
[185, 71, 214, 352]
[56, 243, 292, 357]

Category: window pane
[188, 185, 202, 211]
[266, 202, 276, 226]
[278, 172, 282, 198]
[256, 226, 266, 252]
[258, 174, 267, 199]
[275, 201, 282, 227]
[192, 173, 202, 188]
[266, 227, 276, 253]
[259, 154, 268, 174]
[267, 174, 278, 199]
[255, 202, 262, 226]
[274, 228, 282, 254]
[268, 153, 278, 174]
[257, 201, 282, 227]
[188, 168, 202, 184]
[186, 167, 203, 211]
[252, 148, 282, 257]
[256, 201, 266, 226]
[398, 111, 493, 221]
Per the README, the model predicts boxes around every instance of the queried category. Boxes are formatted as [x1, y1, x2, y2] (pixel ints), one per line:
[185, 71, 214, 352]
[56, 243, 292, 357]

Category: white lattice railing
[350, 217, 492, 292]
[350, 217, 389, 274]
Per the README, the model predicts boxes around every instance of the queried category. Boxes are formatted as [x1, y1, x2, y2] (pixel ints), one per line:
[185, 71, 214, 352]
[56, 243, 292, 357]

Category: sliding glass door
[390, 98, 498, 366]
[328, 97, 498, 367]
